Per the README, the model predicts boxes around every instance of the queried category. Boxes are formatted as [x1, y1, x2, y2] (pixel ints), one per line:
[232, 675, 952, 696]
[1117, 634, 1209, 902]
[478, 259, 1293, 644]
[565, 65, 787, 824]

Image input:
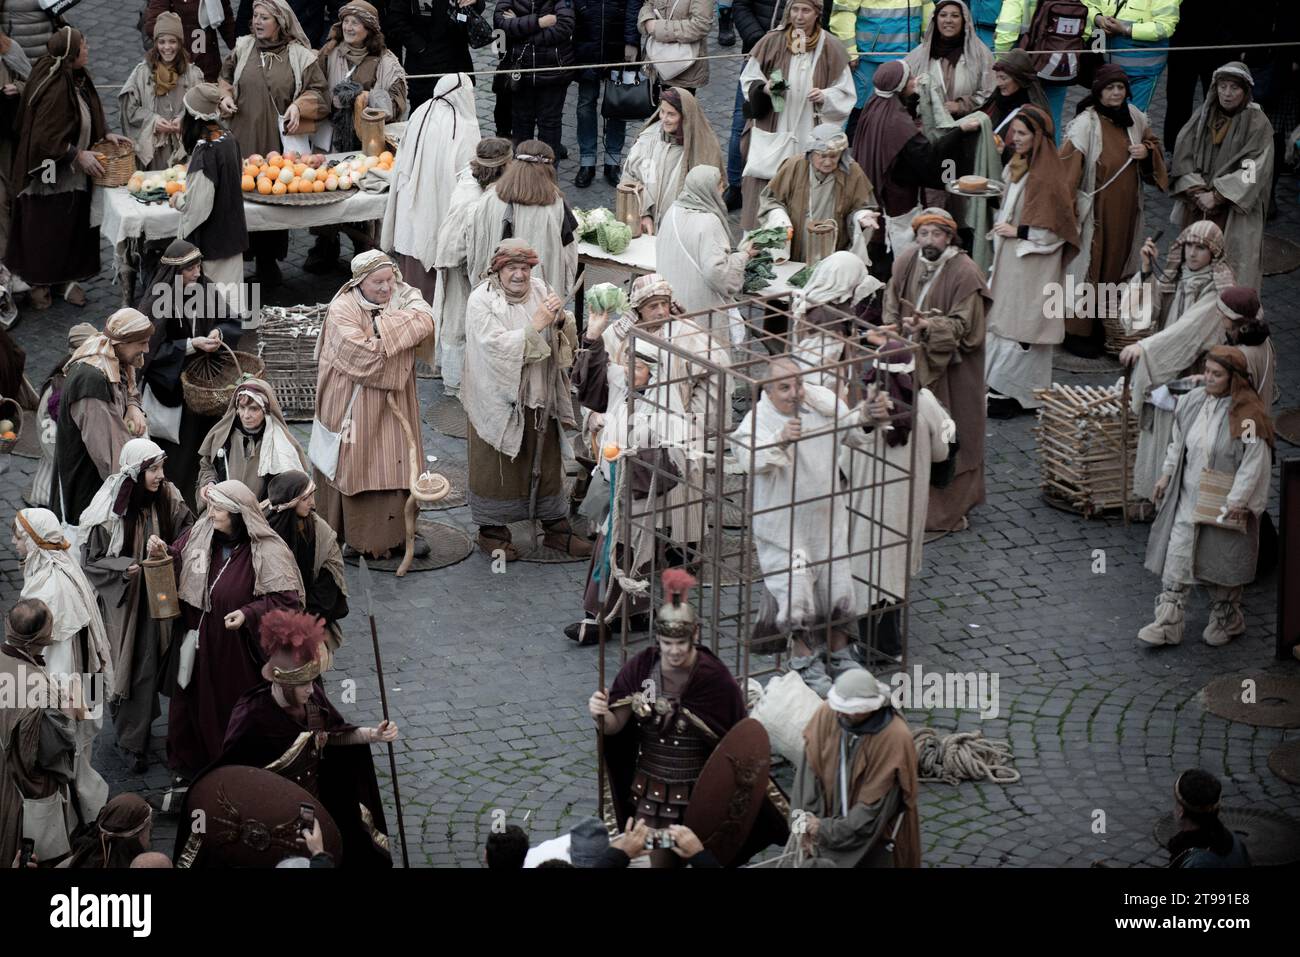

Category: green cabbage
[585, 282, 630, 314]
[576, 206, 616, 242]
[786, 264, 813, 288]
[596, 220, 633, 255]
[743, 226, 790, 249]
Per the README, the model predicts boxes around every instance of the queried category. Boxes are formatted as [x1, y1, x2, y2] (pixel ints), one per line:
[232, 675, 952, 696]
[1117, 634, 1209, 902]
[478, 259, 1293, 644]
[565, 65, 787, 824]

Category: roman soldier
[176, 609, 395, 867]
[589, 569, 748, 866]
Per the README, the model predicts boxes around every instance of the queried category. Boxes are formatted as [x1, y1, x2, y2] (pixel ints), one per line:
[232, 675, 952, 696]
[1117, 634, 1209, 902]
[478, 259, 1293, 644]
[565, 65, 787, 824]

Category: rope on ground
[913, 728, 1021, 785]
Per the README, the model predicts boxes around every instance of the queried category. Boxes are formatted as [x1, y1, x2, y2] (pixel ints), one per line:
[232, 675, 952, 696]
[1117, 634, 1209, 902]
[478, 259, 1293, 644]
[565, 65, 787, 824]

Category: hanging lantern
[143, 556, 181, 620]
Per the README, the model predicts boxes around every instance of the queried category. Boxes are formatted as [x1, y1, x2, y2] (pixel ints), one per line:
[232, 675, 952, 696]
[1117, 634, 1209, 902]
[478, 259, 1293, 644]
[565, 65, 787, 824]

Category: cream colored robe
[466, 188, 578, 302]
[118, 61, 205, 169]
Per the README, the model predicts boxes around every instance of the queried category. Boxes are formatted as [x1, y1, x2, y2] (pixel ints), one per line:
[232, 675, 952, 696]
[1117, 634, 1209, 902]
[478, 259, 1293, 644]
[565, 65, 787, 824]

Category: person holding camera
[463, 237, 590, 560]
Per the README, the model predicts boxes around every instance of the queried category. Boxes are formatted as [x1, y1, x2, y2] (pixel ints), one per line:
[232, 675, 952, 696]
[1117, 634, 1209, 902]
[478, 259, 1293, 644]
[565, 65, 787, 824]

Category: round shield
[182, 765, 342, 867]
[684, 718, 772, 866]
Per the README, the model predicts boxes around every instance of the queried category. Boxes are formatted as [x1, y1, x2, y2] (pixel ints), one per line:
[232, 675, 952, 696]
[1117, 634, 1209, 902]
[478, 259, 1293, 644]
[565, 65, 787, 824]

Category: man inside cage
[565, 273, 726, 645]
[732, 355, 871, 695]
[880, 207, 989, 533]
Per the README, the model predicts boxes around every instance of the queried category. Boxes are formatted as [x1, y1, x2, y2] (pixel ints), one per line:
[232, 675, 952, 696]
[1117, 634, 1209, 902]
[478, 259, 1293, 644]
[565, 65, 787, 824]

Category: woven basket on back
[90, 139, 137, 188]
[181, 342, 267, 416]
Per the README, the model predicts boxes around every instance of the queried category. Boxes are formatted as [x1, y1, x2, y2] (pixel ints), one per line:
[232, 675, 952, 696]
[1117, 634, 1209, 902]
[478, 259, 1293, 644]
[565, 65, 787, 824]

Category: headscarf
[15, 509, 113, 679]
[76, 438, 167, 558]
[850, 60, 919, 202]
[927, 1, 973, 66]
[138, 239, 206, 322]
[64, 309, 155, 385]
[628, 273, 676, 311]
[1075, 63, 1134, 129]
[782, 0, 822, 52]
[177, 479, 305, 611]
[63, 795, 152, 869]
[986, 49, 1050, 120]
[12, 27, 109, 195]
[1158, 220, 1233, 297]
[322, 0, 385, 64]
[250, 0, 312, 49]
[912, 206, 958, 237]
[1004, 105, 1080, 252]
[807, 122, 851, 171]
[489, 238, 541, 276]
[1174, 61, 1257, 168]
[861, 335, 916, 447]
[336, 249, 402, 304]
[196, 378, 307, 479]
[638, 87, 722, 205]
[1203, 345, 1275, 448]
[669, 165, 733, 244]
[262, 468, 317, 578]
[792, 251, 882, 319]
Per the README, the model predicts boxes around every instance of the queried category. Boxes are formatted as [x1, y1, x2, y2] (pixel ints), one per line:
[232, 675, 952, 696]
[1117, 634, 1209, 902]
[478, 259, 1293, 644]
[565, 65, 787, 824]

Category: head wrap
[827, 668, 890, 715]
[250, 0, 312, 48]
[1211, 61, 1254, 107]
[64, 308, 155, 384]
[76, 438, 167, 559]
[911, 206, 958, 236]
[160, 238, 202, 268]
[489, 238, 541, 276]
[639, 87, 723, 200]
[1203, 345, 1275, 448]
[871, 59, 909, 98]
[178, 480, 305, 611]
[792, 251, 882, 319]
[1216, 285, 1261, 321]
[259, 608, 331, 685]
[669, 165, 733, 248]
[1004, 105, 1080, 251]
[807, 122, 851, 171]
[629, 273, 675, 312]
[782, 0, 823, 50]
[15, 508, 114, 683]
[183, 81, 224, 121]
[1075, 63, 1134, 127]
[67, 322, 97, 350]
[5, 599, 55, 651]
[263, 469, 317, 584]
[1158, 220, 1233, 297]
[988, 49, 1051, 120]
[927, 0, 969, 65]
[196, 378, 307, 480]
[153, 11, 184, 41]
[338, 0, 381, 34]
[63, 795, 153, 869]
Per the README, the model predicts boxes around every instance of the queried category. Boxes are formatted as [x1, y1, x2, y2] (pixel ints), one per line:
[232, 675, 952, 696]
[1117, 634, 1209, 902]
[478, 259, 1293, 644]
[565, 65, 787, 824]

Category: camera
[644, 828, 675, 850]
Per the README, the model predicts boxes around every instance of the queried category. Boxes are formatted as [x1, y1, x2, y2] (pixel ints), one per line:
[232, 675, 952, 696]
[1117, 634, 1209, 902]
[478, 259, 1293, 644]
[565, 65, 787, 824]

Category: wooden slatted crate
[1033, 382, 1136, 518]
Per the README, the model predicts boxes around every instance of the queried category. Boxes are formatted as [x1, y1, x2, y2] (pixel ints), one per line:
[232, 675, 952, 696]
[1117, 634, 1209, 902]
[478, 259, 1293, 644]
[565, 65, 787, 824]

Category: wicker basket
[253, 304, 327, 420]
[181, 342, 267, 416]
[90, 139, 137, 188]
[0, 397, 20, 454]
[1102, 314, 1152, 356]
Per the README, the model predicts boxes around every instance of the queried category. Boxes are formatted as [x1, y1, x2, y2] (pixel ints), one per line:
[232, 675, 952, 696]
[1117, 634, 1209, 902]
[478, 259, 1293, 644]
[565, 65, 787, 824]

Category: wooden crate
[253, 304, 327, 421]
[1033, 382, 1137, 518]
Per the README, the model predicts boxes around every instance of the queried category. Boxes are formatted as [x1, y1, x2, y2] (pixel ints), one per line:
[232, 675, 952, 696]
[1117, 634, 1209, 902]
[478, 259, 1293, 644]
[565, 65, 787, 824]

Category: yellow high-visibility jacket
[1086, 0, 1181, 43]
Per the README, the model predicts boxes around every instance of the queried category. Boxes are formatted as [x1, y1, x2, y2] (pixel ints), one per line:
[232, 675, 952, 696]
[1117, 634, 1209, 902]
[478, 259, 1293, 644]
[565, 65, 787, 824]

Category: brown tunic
[760, 156, 877, 262]
[219, 42, 328, 157]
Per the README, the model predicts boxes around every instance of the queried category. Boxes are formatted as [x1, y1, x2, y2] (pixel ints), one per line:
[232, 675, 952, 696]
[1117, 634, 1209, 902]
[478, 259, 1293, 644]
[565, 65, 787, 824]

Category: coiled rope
[913, 728, 1021, 785]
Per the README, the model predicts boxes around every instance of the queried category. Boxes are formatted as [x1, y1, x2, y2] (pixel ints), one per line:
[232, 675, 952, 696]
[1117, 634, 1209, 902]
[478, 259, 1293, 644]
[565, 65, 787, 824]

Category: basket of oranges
[0, 397, 21, 454]
[240, 149, 394, 204]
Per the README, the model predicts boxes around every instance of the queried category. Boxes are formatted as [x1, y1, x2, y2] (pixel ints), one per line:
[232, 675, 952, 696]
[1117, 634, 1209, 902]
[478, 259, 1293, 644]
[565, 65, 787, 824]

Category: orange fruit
[165, 181, 183, 195]
[293, 163, 307, 176]
[241, 174, 255, 192]
[287, 179, 300, 193]
[257, 177, 273, 195]
[258, 164, 272, 179]
[313, 180, 325, 192]
[271, 180, 287, 195]
[1, 431, 16, 440]
[243, 164, 259, 178]
[266, 151, 282, 166]
[378, 150, 394, 163]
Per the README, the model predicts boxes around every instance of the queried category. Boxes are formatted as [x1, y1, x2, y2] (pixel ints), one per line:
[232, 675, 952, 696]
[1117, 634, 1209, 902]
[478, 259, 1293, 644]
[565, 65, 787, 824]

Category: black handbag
[462, 9, 496, 48]
[601, 69, 657, 121]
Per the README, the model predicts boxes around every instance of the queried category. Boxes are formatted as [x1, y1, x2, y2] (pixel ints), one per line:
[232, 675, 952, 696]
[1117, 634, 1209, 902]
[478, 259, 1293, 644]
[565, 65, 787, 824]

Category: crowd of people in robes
[0, 0, 1293, 872]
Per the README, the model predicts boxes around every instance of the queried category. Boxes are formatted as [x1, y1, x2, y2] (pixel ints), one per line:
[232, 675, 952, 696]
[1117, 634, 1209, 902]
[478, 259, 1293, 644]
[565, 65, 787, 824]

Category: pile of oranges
[240, 149, 395, 197]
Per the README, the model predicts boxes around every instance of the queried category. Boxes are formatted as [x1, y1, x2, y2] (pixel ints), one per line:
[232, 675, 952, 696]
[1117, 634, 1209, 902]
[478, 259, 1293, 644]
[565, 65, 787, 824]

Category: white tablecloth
[92, 186, 390, 246]
[577, 237, 808, 299]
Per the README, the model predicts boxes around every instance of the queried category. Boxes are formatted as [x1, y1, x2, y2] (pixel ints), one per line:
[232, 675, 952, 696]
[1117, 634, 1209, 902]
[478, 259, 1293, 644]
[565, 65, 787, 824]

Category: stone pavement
[0, 0, 1296, 867]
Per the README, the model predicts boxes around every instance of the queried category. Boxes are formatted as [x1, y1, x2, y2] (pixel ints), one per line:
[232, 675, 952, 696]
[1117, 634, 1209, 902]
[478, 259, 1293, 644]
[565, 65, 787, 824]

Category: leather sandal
[543, 529, 593, 558]
[477, 532, 519, 561]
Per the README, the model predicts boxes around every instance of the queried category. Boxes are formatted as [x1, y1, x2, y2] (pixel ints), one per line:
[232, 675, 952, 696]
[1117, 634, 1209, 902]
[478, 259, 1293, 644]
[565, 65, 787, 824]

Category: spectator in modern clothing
[572, 0, 639, 188]
[2, 0, 64, 63]
[495, 0, 576, 159]
[387, 0, 486, 108]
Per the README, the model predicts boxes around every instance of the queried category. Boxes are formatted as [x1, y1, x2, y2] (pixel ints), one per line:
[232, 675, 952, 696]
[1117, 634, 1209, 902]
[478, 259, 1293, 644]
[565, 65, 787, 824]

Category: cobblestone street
[1, 0, 1297, 867]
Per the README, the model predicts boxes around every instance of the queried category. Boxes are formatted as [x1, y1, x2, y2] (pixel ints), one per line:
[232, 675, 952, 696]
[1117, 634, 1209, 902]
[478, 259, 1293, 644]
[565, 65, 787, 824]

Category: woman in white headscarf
[146, 479, 303, 776]
[313, 250, 435, 559]
[380, 71, 481, 300]
[196, 378, 308, 508]
[655, 165, 757, 345]
[79, 439, 194, 771]
[902, 0, 993, 121]
[12, 508, 112, 823]
[790, 251, 883, 391]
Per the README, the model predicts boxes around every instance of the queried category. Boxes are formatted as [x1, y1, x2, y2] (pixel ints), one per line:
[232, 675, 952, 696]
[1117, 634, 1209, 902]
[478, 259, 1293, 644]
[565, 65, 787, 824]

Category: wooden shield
[683, 718, 772, 866]
[184, 766, 342, 867]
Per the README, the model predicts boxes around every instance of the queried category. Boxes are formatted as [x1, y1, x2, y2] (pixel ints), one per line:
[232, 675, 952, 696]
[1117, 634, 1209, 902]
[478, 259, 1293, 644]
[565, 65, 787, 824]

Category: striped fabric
[852, 0, 933, 62]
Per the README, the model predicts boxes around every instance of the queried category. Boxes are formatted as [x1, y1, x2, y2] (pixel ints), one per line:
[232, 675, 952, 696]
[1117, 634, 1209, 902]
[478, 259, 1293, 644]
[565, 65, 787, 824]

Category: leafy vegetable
[786, 264, 814, 288]
[575, 207, 615, 242]
[596, 220, 633, 255]
[744, 251, 776, 293]
[585, 282, 630, 314]
[769, 68, 788, 114]
[743, 226, 791, 249]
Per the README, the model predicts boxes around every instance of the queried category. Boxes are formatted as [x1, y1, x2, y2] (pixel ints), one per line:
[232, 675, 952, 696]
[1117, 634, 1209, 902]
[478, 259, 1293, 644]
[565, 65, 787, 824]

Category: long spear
[357, 555, 410, 867]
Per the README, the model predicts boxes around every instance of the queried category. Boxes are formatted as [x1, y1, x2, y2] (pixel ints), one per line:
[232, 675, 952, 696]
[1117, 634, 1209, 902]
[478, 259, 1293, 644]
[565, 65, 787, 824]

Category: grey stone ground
[1, 0, 1297, 867]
